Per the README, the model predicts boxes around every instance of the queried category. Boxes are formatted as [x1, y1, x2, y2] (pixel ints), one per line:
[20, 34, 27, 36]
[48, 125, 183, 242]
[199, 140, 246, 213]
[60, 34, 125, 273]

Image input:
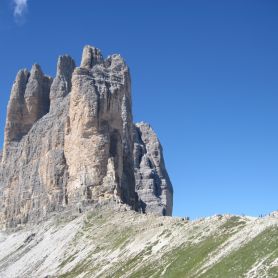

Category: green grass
[199, 226, 278, 278]
[58, 248, 103, 278]
[58, 252, 78, 269]
[55, 211, 278, 278]
[111, 233, 230, 278]
[58, 260, 91, 278]
[109, 240, 160, 278]
[268, 266, 278, 277]
[126, 217, 249, 278]
[110, 227, 134, 250]
[220, 216, 246, 231]
[109, 250, 147, 278]
[160, 235, 229, 278]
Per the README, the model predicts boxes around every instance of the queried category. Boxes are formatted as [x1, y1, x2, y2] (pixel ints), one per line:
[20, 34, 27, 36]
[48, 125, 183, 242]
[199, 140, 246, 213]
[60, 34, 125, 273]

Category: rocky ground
[0, 205, 277, 278]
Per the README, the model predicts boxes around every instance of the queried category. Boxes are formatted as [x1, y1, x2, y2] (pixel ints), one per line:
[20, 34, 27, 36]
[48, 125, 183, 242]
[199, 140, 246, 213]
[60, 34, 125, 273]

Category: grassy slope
[0, 207, 278, 278]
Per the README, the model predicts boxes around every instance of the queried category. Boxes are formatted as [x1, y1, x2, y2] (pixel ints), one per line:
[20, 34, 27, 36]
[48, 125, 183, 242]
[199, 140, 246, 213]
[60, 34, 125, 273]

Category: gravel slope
[0, 206, 277, 278]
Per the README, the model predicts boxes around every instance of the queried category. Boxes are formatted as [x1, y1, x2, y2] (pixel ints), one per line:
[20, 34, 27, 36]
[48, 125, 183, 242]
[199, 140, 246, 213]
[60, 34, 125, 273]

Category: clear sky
[0, 0, 278, 219]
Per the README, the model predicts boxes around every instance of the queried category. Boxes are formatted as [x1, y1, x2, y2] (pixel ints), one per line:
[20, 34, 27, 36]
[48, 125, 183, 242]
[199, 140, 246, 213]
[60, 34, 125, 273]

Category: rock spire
[0, 45, 173, 228]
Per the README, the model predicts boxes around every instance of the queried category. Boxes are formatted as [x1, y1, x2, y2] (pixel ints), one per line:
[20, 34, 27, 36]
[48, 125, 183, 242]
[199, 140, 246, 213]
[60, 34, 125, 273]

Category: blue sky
[0, 0, 278, 218]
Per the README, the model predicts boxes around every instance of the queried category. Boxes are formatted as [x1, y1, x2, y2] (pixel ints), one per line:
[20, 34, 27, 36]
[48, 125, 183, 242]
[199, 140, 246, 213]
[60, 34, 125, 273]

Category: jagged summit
[49, 55, 75, 111]
[0, 45, 173, 228]
[81, 45, 104, 68]
[3, 64, 52, 160]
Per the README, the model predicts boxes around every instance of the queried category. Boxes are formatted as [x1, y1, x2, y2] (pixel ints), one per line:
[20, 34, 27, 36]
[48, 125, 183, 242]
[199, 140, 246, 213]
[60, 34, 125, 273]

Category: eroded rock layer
[0, 45, 173, 228]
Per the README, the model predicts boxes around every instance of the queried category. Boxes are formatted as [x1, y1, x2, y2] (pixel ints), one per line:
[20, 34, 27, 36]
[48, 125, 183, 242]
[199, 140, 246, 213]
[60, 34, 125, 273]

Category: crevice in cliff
[63, 151, 69, 206]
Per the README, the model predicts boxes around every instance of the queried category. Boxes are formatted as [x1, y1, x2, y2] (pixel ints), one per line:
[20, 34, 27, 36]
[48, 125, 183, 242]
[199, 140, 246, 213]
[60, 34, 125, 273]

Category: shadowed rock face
[0, 45, 173, 228]
[49, 55, 75, 109]
[133, 123, 173, 216]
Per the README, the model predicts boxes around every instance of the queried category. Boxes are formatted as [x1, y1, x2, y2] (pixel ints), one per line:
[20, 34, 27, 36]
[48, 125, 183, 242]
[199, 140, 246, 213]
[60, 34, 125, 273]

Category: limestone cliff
[134, 122, 173, 216]
[0, 45, 173, 228]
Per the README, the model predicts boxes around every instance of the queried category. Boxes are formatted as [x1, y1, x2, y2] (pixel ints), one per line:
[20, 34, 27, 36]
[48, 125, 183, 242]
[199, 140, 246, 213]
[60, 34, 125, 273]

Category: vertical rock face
[0, 59, 70, 228]
[0, 45, 173, 228]
[64, 46, 137, 209]
[3, 65, 52, 160]
[133, 123, 173, 216]
[80, 45, 104, 69]
[50, 55, 75, 108]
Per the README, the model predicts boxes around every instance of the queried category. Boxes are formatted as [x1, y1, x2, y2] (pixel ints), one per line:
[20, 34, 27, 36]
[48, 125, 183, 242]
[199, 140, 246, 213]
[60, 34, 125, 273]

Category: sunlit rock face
[0, 45, 173, 228]
[64, 46, 137, 209]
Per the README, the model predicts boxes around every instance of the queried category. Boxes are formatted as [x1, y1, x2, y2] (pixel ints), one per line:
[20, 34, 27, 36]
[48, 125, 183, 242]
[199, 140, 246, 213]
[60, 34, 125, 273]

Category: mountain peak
[0, 45, 173, 228]
[80, 45, 104, 69]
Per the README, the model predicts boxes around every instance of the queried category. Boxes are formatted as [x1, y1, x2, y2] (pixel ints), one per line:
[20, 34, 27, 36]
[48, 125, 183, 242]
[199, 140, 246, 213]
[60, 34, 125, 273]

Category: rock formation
[134, 122, 173, 216]
[0, 45, 173, 228]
